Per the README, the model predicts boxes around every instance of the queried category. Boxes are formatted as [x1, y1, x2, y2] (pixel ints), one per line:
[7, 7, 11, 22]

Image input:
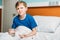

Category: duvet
[0, 26, 46, 40]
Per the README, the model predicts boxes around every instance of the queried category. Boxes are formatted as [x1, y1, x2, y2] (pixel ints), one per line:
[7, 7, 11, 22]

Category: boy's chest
[16, 19, 30, 27]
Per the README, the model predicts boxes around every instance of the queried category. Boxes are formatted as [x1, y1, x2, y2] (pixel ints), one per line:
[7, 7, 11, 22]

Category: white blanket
[0, 32, 47, 40]
[0, 26, 31, 40]
[0, 32, 17, 40]
[0, 26, 46, 40]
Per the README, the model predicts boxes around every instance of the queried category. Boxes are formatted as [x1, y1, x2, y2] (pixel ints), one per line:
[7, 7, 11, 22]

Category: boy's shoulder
[13, 15, 19, 20]
[26, 14, 32, 17]
[26, 14, 34, 19]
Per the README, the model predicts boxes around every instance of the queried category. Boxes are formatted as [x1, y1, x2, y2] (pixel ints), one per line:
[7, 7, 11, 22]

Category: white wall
[22, 0, 60, 7]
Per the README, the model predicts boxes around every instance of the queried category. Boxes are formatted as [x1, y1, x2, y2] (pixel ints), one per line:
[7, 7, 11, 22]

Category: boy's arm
[19, 27, 37, 38]
[24, 27, 37, 37]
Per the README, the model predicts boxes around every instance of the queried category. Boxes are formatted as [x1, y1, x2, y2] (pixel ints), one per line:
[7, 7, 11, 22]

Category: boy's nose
[19, 9, 21, 12]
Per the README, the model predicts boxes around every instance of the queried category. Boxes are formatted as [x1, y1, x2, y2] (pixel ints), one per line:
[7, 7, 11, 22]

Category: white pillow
[15, 26, 32, 35]
[33, 16, 60, 33]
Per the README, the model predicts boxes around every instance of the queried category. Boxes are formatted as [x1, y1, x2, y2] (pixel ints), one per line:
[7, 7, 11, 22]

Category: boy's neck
[20, 13, 26, 20]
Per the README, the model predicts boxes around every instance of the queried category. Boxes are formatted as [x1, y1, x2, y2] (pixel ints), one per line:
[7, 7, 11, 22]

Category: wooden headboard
[27, 6, 60, 17]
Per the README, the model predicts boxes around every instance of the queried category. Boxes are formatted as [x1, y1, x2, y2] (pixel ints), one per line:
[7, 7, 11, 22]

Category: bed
[0, 16, 60, 40]
[33, 16, 60, 40]
[0, 6, 60, 40]
[27, 6, 60, 40]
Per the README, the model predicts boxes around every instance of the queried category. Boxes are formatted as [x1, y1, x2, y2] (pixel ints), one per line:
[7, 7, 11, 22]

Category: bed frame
[27, 6, 60, 17]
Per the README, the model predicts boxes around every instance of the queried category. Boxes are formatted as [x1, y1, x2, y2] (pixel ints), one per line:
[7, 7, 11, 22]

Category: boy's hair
[15, 1, 27, 8]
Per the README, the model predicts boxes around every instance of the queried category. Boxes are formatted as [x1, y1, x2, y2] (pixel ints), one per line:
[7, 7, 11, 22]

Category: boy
[8, 1, 37, 38]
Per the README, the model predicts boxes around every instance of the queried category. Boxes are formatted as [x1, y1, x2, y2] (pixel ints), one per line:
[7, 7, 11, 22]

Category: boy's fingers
[19, 35, 24, 38]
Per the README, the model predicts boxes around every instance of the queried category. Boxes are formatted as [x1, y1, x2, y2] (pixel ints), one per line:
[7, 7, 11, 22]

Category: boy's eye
[16, 7, 23, 10]
[16, 8, 19, 10]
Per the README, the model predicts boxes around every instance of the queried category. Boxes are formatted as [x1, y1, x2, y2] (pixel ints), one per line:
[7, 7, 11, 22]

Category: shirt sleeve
[29, 15, 37, 30]
[12, 18, 17, 29]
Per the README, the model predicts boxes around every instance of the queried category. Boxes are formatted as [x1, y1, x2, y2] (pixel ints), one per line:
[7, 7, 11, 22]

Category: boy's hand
[19, 35, 24, 38]
[8, 29, 15, 36]
[19, 34, 28, 38]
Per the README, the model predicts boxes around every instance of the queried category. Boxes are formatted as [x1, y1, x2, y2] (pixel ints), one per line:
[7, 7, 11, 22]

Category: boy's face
[16, 3, 28, 16]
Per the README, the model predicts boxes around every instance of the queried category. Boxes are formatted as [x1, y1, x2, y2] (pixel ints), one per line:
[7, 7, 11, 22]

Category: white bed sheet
[0, 32, 47, 40]
[50, 25, 60, 40]
[38, 25, 60, 40]
[0, 32, 60, 40]
[0, 32, 18, 40]
[0, 26, 60, 40]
